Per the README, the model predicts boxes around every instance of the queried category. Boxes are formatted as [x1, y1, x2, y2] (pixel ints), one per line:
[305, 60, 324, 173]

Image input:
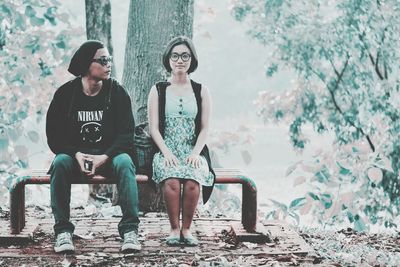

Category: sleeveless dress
[152, 89, 214, 186]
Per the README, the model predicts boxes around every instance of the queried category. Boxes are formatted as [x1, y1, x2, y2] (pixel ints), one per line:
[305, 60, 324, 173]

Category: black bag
[112, 122, 155, 206]
[133, 122, 155, 177]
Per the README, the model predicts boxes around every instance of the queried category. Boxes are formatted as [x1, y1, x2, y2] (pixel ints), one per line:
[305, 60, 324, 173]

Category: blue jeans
[49, 153, 140, 237]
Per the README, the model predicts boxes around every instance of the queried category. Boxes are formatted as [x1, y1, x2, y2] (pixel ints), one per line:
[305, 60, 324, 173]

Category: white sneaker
[121, 231, 141, 252]
[54, 232, 75, 253]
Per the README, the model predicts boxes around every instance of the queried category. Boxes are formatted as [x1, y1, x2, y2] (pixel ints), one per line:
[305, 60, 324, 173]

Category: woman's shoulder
[149, 84, 157, 93]
[150, 81, 171, 95]
[155, 81, 171, 89]
[190, 79, 201, 87]
[200, 84, 209, 91]
[190, 79, 209, 95]
[190, 79, 208, 91]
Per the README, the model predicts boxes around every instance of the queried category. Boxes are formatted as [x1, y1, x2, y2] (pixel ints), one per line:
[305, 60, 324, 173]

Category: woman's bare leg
[162, 178, 181, 236]
[181, 179, 200, 236]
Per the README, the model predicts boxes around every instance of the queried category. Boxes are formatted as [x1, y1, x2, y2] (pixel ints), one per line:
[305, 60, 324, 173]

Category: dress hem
[152, 175, 214, 187]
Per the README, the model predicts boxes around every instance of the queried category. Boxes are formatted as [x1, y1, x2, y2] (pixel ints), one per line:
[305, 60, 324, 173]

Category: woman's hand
[186, 153, 201, 169]
[163, 151, 180, 168]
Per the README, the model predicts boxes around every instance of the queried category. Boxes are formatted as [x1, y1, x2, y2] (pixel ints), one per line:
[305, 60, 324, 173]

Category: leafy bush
[232, 0, 400, 230]
[0, 0, 82, 204]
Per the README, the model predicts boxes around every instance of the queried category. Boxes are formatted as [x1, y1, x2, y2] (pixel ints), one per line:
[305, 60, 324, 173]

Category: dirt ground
[1, 206, 399, 266]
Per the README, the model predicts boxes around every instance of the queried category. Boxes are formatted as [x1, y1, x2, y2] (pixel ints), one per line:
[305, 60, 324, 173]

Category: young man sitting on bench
[46, 40, 141, 253]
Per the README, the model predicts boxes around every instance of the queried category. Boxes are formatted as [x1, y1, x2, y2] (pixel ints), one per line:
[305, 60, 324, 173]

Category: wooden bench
[8, 168, 257, 235]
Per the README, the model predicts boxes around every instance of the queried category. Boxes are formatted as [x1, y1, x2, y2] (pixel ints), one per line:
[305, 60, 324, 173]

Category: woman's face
[169, 44, 191, 75]
[87, 48, 112, 80]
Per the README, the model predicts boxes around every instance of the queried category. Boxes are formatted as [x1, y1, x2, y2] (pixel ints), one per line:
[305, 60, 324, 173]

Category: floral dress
[152, 90, 214, 186]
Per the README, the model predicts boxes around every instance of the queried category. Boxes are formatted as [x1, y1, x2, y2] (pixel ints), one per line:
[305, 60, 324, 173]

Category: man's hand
[75, 152, 109, 176]
[87, 154, 109, 176]
[75, 152, 91, 175]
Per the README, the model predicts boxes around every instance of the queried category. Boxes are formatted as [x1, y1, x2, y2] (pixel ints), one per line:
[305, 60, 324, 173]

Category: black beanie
[68, 40, 105, 76]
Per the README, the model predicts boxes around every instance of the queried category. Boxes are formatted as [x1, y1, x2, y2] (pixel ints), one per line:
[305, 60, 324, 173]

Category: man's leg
[50, 153, 77, 235]
[111, 153, 140, 237]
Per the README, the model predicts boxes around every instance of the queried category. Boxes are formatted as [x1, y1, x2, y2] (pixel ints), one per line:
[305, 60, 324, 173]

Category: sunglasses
[92, 56, 113, 66]
[170, 52, 191, 62]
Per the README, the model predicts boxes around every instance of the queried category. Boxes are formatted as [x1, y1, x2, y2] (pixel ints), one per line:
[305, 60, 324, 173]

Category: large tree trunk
[123, 0, 194, 125]
[122, 0, 194, 211]
[85, 0, 116, 78]
[85, 0, 116, 198]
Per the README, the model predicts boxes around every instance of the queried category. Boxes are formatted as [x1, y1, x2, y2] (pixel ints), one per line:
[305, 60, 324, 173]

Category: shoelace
[57, 233, 71, 245]
[124, 232, 139, 244]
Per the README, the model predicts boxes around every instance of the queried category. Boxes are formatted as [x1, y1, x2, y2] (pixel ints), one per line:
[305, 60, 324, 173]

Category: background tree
[122, 0, 194, 211]
[85, 0, 116, 198]
[85, 0, 116, 78]
[0, 0, 80, 206]
[232, 0, 400, 229]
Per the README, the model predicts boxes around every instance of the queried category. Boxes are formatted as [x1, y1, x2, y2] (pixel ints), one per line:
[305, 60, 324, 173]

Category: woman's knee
[163, 179, 181, 192]
[184, 180, 199, 191]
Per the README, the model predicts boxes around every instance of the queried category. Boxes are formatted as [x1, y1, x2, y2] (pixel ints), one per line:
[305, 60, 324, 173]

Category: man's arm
[104, 85, 135, 158]
[46, 90, 79, 157]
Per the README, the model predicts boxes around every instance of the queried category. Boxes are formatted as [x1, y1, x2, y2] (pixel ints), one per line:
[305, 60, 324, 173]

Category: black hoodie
[46, 77, 135, 159]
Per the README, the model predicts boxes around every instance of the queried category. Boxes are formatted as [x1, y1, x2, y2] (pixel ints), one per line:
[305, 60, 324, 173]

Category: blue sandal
[182, 235, 199, 246]
[166, 235, 181, 246]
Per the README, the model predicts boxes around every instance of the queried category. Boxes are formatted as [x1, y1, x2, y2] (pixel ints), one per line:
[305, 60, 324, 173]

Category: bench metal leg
[241, 177, 257, 232]
[10, 184, 25, 234]
[21, 186, 25, 230]
[216, 174, 258, 232]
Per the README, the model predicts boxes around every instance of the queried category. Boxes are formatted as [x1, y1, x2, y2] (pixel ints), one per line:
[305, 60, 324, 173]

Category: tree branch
[384, 61, 388, 79]
[368, 53, 375, 66]
[326, 55, 375, 152]
[325, 51, 339, 77]
[375, 23, 388, 80]
[328, 56, 349, 113]
[358, 32, 385, 81]
[329, 58, 339, 77]
[379, 26, 389, 80]
[375, 51, 384, 80]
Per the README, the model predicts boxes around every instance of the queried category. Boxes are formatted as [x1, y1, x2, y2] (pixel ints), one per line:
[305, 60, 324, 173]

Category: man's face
[87, 48, 112, 80]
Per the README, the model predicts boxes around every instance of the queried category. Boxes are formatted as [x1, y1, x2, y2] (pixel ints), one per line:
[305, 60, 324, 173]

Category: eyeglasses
[170, 52, 191, 62]
[92, 56, 113, 66]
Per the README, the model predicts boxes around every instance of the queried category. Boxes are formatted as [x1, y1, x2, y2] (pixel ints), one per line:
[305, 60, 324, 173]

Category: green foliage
[231, 3, 253, 22]
[266, 63, 278, 77]
[0, 1, 81, 200]
[289, 197, 306, 209]
[289, 117, 306, 149]
[233, 0, 400, 229]
[266, 198, 302, 225]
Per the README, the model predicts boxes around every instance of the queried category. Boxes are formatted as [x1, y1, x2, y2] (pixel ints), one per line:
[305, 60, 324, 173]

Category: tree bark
[122, 0, 194, 125]
[122, 0, 194, 211]
[85, 0, 116, 197]
[85, 0, 116, 77]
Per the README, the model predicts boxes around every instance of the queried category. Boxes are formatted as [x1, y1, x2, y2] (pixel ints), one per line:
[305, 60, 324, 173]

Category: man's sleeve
[104, 86, 135, 158]
[46, 91, 79, 157]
